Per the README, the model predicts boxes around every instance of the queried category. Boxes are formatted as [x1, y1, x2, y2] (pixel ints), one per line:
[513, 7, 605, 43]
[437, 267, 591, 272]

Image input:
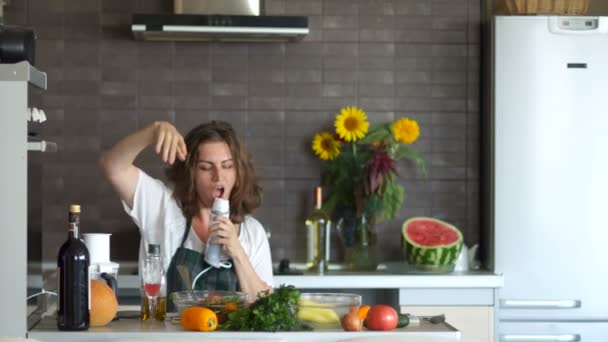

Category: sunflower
[334, 106, 369, 142]
[392, 117, 420, 144]
[312, 132, 341, 160]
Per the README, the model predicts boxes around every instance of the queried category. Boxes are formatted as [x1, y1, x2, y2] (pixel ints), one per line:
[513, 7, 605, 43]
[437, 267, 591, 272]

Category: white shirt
[122, 169, 273, 287]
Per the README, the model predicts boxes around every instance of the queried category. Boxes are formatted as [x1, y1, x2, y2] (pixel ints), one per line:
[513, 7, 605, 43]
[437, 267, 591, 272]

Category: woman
[99, 120, 272, 305]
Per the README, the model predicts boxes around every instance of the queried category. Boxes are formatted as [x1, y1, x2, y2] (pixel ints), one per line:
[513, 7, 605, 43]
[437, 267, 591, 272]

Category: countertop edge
[116, 273, 503, 290]
[273, 273, 504, 289]
[28, 318, 461, 342]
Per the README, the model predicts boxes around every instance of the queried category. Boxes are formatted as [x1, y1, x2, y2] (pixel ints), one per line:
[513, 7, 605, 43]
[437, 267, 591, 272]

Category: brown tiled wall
[6, 0, 481, 264]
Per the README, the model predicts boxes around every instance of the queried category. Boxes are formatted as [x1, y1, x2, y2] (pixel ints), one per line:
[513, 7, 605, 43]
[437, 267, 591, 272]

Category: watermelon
[402, 217, 463, 272]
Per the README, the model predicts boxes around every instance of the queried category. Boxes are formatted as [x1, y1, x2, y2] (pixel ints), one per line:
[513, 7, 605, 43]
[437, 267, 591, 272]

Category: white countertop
[116, 262, 502, 290]
[274, 271, 503, 289]
[29, 316, 460, 342]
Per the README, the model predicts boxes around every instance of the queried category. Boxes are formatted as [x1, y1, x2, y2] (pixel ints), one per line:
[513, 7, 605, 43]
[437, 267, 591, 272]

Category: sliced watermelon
[402, 217, 463, 271]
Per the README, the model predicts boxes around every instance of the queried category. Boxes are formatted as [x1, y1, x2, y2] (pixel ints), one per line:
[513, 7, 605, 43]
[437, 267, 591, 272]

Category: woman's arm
[99, 121, 187, 208]
[231, 248, 273, 302]
[212, 216, 272, 302]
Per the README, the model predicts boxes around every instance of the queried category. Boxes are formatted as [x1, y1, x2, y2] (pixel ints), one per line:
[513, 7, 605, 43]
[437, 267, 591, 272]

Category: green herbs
[220, 285, 311, 332]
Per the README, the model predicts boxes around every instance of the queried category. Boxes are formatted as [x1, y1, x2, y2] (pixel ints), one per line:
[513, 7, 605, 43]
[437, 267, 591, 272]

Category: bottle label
[68, 212, 80, 235]
[207, 208, 230, 265]
[306, 222, 315, 263]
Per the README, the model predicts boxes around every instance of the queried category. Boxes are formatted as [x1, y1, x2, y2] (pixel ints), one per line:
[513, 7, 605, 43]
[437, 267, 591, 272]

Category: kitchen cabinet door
[402, 306, 494, 342]
[499, 321, 608, 342]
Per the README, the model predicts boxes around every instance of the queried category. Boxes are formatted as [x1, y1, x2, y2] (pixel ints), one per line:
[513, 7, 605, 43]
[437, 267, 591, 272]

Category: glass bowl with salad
[171, 290, 248, 323]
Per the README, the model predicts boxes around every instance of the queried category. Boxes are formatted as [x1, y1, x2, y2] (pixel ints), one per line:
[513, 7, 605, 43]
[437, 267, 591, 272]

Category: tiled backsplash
[6, 0, 481, 264]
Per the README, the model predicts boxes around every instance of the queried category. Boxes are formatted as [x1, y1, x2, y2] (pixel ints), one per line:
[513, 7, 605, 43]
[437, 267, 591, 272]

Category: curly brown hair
[165, 121, 262, 223]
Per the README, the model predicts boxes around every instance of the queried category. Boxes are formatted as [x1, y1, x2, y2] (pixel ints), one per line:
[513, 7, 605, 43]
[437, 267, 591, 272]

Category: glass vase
[337, 214, 379, 271]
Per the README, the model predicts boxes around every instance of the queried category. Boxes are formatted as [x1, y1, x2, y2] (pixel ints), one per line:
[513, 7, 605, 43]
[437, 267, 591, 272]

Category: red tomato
[206, 293, 224, 305]
[365, 305, 398, 331]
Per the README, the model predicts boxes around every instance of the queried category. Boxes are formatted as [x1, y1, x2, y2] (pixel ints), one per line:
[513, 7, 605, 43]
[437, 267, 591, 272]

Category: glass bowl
[297, 292, 362, 329]
[171, 290, 248, 323]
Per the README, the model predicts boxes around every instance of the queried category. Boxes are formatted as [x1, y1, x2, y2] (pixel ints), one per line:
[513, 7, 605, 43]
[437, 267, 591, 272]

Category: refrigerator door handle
[500, 299, 581, 309]
[500, 334, 580, 342]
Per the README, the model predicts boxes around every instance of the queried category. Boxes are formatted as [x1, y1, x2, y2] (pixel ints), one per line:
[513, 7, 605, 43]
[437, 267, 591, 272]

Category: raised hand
[152, 121, 187, 165]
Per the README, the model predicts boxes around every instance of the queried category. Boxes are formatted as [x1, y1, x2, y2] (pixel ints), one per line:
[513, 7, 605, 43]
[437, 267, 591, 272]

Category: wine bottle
[305, 186, 331, 274]
[57, 204, 90, 331]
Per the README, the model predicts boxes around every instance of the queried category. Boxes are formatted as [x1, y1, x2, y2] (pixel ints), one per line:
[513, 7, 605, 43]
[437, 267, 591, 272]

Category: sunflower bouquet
[312, 106, 426, 233]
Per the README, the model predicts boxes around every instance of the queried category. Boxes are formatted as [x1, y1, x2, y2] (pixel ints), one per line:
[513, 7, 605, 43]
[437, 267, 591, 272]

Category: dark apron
[166, 218, 239, 311]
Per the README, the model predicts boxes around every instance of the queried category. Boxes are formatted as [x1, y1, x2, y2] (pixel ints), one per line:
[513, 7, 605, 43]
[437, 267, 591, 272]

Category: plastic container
[205, 198, 230, 268]
[82, 233, 120, 300]
[171, 290, 248, 323]
[297, 292, 362, 328]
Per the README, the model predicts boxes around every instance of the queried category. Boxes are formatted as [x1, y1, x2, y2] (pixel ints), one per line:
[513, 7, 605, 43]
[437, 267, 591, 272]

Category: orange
[90, 279, 118, 327]
[180, 307, 218, 331]
[357, 305, 371, 320]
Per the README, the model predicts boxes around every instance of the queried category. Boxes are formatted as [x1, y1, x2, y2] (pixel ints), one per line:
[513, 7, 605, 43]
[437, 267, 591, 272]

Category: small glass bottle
[305, 186, 331, 274]
[141, 244, 166, 321]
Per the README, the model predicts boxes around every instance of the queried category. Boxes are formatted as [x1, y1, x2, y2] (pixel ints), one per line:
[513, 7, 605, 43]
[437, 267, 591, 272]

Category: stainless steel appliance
[484, 16, 608, 341]
[131, 0, 308, 42]
[174, 0, 262, 16]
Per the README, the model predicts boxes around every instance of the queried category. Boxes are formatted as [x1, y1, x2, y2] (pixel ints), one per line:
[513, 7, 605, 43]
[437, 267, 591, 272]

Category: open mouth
[213, 186, 225, 199]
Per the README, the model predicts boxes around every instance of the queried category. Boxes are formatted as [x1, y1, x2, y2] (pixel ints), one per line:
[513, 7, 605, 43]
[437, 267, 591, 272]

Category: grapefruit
[90, 279, 118, 327]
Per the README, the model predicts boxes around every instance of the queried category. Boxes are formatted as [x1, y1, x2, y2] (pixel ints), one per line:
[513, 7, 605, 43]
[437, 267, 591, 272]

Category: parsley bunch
[220, 285, 311, 331]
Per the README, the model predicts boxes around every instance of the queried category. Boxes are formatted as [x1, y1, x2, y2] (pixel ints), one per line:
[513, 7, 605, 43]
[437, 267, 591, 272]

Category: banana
[297, 303, 340, 324]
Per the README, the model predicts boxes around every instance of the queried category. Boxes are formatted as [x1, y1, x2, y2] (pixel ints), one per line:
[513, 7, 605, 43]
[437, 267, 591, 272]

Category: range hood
[131, 13, 309, 42]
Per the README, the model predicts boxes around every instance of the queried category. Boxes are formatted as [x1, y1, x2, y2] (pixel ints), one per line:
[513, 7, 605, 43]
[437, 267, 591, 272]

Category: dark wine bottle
[57, 204, 90, 331]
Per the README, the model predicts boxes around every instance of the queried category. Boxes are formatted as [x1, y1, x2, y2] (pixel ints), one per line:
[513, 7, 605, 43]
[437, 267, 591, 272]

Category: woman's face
[194, 141, 237, 209]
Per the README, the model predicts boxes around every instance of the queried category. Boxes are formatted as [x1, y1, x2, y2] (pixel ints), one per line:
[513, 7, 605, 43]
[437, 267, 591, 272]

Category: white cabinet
[399, 287, 497, 342]
[402, 306, 494, 342]
[499, 321, 608, 342]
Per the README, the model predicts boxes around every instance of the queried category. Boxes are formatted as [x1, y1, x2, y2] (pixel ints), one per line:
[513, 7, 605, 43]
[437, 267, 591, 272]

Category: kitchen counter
[113, 262, 502, 311]
[116, 262, 503, 290]
[31, 264, 501, 341]
[274, 270, 502, 289]
[29, 316, 460, 342]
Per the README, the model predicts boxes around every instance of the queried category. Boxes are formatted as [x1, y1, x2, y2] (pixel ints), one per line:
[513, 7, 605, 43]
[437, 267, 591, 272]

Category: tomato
[364, 304, 398, 331]
[206, 293, 224, 305]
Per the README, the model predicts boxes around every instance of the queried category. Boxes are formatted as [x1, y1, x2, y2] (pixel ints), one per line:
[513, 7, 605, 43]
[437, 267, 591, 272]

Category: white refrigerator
[488, 16, 608, 341]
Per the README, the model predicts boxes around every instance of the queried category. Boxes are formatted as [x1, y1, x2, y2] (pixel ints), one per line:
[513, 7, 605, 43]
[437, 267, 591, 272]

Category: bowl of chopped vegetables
[171, 290, 248, 323]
